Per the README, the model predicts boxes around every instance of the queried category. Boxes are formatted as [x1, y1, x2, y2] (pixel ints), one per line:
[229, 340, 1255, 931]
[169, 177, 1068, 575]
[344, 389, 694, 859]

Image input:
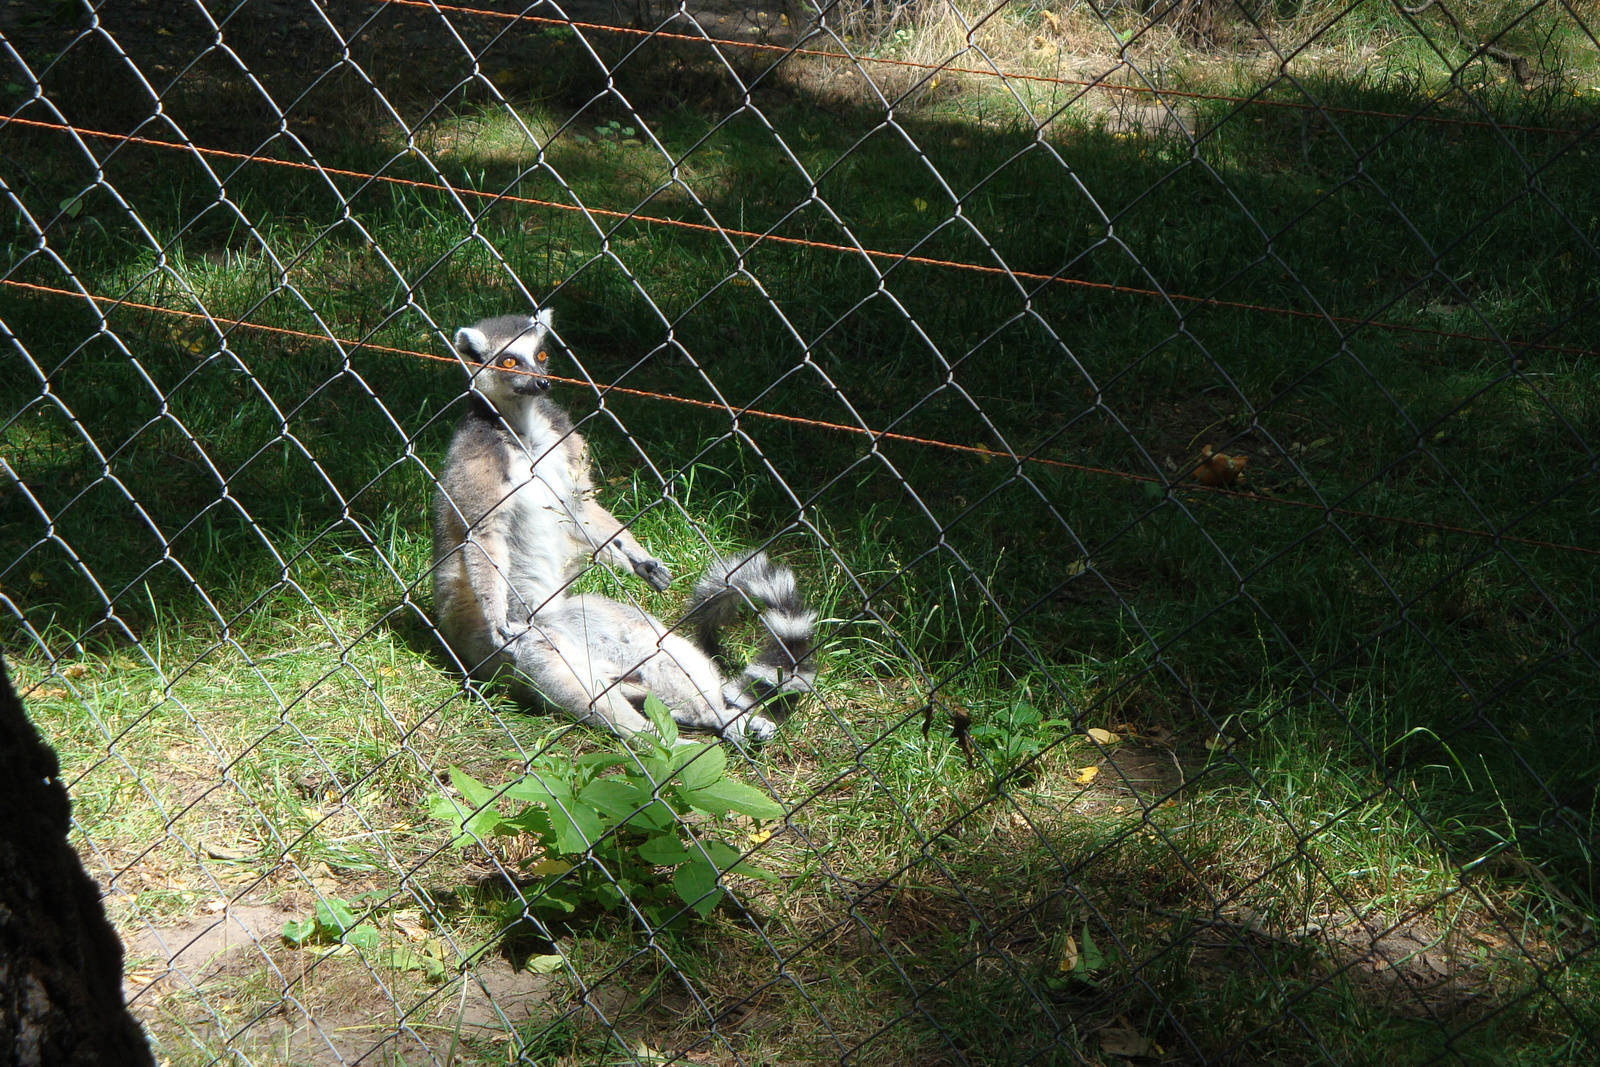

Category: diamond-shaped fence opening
[2, 0, 1597, 1063]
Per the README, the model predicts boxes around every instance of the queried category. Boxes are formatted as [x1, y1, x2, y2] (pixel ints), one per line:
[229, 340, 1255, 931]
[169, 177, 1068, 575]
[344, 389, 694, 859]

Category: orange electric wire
[373, 0, 1596, 140]
[4, 116, 1593, 360]
[4, 277, 1595, 559]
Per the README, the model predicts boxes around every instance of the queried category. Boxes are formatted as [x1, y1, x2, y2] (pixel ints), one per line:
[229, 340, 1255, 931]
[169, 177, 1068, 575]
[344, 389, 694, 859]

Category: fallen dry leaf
[1059, 934, 1079, 973]
[523, 857, 573, 877]
[201, 841, 249, 862]
[1193, 445, 1249, 488]
[1100, 1026, 1153, 1058]
[392, 913, 430, 942]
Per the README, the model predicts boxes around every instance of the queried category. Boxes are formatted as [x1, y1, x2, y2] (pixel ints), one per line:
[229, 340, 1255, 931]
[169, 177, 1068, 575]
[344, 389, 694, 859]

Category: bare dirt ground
[124, 897, 561, 1065]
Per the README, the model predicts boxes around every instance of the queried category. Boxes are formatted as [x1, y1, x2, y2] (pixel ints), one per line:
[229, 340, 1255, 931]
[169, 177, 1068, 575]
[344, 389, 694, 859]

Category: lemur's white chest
[494, 409, 585, 608]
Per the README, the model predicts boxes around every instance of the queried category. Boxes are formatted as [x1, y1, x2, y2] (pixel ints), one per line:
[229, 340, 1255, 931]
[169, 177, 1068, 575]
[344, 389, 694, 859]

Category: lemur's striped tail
[681, 552, 817, 713]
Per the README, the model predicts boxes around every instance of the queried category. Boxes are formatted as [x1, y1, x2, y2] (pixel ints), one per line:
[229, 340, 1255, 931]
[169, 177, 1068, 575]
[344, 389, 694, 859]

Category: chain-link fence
[2, 0, 1597, 1063]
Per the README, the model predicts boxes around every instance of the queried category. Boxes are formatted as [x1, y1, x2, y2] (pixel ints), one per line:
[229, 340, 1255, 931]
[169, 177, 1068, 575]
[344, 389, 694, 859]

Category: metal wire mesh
[2, 0, 1597, 1063]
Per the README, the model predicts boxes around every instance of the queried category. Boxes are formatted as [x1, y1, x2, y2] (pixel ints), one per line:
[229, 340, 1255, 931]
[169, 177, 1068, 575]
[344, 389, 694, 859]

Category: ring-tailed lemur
[430, 311, 815, 742]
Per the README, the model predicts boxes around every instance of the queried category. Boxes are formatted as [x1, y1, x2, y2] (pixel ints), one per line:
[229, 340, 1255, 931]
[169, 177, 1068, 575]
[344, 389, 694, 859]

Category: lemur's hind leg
[627, 632, 777, 742]
[548, 594, 775, 742]
[507, 628, 655, 738]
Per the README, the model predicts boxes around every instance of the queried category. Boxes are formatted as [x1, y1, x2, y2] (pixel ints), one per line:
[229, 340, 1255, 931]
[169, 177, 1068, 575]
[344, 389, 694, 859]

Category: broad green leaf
[430, 793, 498, 842]
[701, 838, 777, 880]
[448, 767, 496, 810]
[643, 694, 678, 747]
[672, 743, 726, 791]
[525, 885, 578, 913]
[316, 897, 357, 935]
[1078, 925, 1106, 973]
[426, 793, 460, 822]
[683, 778, 784, 820]
[672, 859, 723, 918]
[637, 836, 691, 866]
[546, 797, 604, 854]
[702, 839, 741, 868]
[619, 797, 678, 833]
[525, 953, 565, 974]
[578, 778, 651, 822]
[281, 917, 318, 945]
[343, 924, 382, 954]
[503, 806, 555, 842]
[503, 775, 558, 805]
[388, 947, 446, 981]
[438, 768, 507, 839]
[636, 755, 672, 787]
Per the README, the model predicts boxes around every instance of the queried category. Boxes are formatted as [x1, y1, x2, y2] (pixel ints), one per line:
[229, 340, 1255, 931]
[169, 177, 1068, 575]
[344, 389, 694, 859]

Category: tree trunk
[0, 658, 154, 1067]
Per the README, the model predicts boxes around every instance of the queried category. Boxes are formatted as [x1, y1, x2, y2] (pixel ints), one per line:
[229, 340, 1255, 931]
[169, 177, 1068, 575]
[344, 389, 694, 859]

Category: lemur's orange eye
[535, 350, 548, 363]
[501, 357, 516, 368]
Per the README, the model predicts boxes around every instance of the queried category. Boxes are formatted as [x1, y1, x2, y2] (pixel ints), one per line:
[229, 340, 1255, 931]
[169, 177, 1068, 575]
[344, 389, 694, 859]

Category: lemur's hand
[634, 557, 672, 591]
[495, 621, 531, 648]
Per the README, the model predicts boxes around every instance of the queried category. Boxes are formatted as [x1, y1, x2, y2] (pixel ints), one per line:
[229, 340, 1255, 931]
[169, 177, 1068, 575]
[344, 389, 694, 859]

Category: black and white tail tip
[683, 552, 817, 714]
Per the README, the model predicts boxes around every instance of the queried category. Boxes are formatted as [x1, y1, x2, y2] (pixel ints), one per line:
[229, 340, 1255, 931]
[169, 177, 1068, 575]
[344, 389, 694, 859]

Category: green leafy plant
[594, 118, 636, 141]
[282, 893, 447, 980]
[574, 118, 637, 146]
[969, 699, 1069, 778]
[1046, 923, 1109, 991]
[282, 893, 382, 952]
[429, 696, 783, 928]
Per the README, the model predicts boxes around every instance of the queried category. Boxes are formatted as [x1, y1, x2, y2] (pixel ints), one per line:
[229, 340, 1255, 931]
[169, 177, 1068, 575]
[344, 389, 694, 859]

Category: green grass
[2, 1, 1598, 1064]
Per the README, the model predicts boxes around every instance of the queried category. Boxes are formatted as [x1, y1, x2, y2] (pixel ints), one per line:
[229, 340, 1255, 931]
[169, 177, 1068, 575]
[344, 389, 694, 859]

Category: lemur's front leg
[455, 527, 531, 649]
[578, 497, 672, 590]
[560, 434, 671, 590]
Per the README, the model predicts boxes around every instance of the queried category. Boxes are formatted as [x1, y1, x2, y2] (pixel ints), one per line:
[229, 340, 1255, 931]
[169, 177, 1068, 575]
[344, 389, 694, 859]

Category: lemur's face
[454, 315, 553, 406]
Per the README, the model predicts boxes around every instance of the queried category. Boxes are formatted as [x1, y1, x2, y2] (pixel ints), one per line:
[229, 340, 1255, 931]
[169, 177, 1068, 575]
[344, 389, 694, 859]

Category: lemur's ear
[453, 326, 489, 361]
[534, 308, 554, 330]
